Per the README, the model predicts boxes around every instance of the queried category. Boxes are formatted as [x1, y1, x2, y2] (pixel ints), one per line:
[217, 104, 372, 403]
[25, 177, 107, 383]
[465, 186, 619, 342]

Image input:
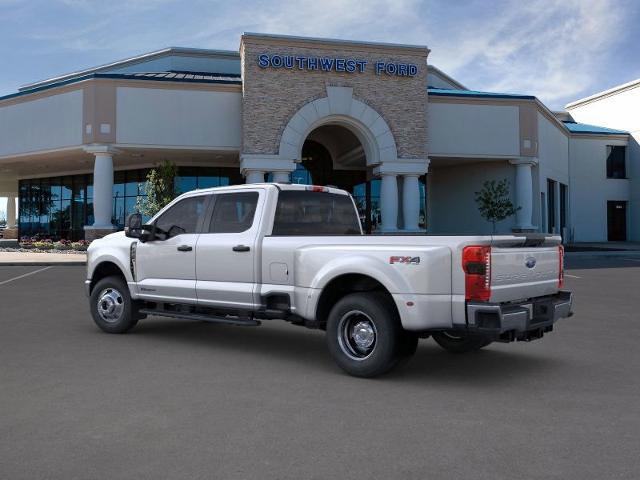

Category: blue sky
[1, 0, 640, 215]
[1, 0, 639, 109]
[1, 0, 639, 107]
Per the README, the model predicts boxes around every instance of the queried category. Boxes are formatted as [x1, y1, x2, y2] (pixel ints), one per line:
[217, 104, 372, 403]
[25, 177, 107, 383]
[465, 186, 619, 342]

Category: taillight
[462, 245, 491, 301]
[558, 245, 565, 289]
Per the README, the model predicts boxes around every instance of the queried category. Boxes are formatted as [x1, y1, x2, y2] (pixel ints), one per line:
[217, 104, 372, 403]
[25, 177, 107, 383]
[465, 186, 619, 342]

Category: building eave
[241, 32, 430, 56]
[565, 78, 640, 109]
[1, 73, 242, 105]
[19, 47, 240, 93]
[427, 65, 467, 90]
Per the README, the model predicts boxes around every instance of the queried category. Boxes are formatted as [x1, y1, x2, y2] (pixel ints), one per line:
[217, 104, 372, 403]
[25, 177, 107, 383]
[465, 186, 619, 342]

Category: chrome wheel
[96, 287, 125, 323]
[337, 310, 377, 361]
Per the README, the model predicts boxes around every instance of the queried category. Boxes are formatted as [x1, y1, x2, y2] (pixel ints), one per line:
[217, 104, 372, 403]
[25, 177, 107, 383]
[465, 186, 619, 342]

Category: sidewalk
[0, 252, 87, 266]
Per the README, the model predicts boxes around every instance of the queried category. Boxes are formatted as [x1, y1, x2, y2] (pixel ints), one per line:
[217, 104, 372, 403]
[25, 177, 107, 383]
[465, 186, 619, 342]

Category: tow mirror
[125, 213, 143, 239]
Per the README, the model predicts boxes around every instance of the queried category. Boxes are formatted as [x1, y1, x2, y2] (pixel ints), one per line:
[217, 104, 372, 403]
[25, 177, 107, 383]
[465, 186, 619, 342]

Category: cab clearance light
[462, 245, 491, 301]
[305, 186, 329, 192]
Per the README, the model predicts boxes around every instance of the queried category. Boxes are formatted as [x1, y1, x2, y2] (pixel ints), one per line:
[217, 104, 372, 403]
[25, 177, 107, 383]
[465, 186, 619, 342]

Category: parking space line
[0, 266, 52, 286]
[565, 274, 581, 278]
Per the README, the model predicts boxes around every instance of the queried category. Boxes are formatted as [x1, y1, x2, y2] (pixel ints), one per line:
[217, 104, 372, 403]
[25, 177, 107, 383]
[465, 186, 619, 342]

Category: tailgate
[490, 241, 561, 303]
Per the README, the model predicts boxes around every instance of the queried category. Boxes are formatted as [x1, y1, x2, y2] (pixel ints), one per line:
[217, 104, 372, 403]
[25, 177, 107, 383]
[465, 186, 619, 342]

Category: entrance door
[607, 201, 627, 241]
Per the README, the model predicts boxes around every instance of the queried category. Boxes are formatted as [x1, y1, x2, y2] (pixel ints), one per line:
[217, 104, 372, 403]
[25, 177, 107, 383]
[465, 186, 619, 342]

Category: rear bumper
[465, 291, 573, 340]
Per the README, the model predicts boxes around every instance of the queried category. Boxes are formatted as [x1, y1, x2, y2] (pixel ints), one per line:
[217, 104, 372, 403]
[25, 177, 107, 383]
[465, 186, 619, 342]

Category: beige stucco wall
[240, 35, 429, 160]
[0, 90, 83, 157]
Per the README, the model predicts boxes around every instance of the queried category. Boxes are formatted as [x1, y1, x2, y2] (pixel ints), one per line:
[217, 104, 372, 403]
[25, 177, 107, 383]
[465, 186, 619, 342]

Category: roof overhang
[565, 78, 640, 109]
[19, 47, 240, 93]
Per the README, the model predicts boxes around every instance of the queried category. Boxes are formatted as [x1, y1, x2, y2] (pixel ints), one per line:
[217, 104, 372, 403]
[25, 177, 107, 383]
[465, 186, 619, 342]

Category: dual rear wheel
[326, 293, 492, 377]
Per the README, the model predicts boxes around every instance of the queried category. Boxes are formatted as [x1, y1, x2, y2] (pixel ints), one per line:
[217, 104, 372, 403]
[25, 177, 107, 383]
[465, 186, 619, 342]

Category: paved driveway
[1, 259, 639, 479]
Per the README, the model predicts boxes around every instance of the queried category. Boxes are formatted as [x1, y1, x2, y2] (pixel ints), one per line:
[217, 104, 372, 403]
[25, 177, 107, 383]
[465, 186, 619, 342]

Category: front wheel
[326, 293, 413, 378]
[90, 275, 139, 334]
[432, 331, 492, 353]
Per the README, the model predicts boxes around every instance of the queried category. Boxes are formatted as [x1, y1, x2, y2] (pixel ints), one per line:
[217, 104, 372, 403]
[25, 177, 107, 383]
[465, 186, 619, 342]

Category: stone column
[402, 174, 421, 232]
[380, 173, 399, 232]
[271, 171, 290, 184]
[244, 170, 265, 184]
[84, 145, 117, 240]
[509, 158, 538, 231]
[6, 195, 16, 229]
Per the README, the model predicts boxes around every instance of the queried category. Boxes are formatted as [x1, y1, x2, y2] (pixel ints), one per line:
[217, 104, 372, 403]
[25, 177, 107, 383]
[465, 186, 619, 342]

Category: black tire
[326, 292, 410, 378]
[432, 331, 492, 354]
[90, 275, 139, 334]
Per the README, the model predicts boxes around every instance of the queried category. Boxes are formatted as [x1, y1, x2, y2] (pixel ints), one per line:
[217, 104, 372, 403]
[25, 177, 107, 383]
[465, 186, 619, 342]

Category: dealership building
[0, 33, 636, 242]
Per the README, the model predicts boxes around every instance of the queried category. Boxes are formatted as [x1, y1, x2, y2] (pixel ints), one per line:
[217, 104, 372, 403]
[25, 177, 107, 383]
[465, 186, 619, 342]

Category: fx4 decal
[389, 256, 420, 265]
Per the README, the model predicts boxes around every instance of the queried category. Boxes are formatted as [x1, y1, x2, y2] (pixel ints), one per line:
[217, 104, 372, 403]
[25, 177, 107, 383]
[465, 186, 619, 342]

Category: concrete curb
[565, 251, 640, 257]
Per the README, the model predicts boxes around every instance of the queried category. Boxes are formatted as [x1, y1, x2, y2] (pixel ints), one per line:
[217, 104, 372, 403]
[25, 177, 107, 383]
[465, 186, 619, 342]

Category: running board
[139, 308, 261, 326]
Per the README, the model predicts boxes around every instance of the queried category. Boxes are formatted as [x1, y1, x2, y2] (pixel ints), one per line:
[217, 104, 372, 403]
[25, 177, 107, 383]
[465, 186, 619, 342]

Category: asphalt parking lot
[1, 257, 639, 479]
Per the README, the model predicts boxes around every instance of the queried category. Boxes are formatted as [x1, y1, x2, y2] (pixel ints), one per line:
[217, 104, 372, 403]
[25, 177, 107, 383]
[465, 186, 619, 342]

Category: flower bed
[0, 237, 91, 254]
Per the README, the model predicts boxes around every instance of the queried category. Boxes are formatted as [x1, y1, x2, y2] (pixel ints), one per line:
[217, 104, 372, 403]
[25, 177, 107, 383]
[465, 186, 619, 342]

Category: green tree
[474, 179, 520, 234]
[136, 160, 178, 218]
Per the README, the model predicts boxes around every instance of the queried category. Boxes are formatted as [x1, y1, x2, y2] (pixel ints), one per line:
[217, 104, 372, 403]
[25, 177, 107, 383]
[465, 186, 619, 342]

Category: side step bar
[139, 308, 261, 326]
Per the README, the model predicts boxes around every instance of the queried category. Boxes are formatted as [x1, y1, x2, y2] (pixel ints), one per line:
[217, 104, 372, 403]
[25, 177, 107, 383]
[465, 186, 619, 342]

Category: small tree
[474, 179, 520, 233]
[136, 160, 178, 218]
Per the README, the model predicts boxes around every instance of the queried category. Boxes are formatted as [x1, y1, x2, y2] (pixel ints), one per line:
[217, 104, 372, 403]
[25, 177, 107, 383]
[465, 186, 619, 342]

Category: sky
[1, 0, 640, 214]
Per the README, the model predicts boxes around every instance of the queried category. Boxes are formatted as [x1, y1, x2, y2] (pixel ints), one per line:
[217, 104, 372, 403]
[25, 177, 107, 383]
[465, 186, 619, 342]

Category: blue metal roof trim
[427, 87, 536, 100]
[562, 121, 628, 135]
[0, 72, 242, 102]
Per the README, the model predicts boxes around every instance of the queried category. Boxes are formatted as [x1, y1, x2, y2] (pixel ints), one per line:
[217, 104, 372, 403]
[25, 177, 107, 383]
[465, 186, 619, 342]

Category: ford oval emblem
[525, 257, 537, 269]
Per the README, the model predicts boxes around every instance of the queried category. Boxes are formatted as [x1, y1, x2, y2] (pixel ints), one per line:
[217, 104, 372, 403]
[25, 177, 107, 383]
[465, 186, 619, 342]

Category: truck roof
[179, 183, 351, 197]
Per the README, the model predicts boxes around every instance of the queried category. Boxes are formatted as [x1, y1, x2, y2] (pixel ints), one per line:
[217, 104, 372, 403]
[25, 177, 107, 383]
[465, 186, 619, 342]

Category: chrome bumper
[466, 291, 573, 336]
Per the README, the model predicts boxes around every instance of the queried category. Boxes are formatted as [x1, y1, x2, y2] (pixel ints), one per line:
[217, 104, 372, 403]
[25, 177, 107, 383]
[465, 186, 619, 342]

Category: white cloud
[4, 0, 634, 109]
[426, 0, 631, 108]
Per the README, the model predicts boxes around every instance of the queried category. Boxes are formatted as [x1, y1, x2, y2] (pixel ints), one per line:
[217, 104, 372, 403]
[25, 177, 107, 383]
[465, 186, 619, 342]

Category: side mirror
[124, 213, 143, 239]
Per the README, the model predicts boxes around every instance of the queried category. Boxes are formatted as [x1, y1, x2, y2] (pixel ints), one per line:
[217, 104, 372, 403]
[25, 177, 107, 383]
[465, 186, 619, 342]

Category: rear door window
[208, 192, 259, 233]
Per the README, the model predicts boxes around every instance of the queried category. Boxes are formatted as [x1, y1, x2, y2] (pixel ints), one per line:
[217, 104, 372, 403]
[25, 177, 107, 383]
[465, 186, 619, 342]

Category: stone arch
[278, 86, 398, 166]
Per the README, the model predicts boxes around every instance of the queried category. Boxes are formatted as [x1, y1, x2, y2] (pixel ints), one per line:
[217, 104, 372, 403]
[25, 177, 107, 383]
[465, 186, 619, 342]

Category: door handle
[177, 245, 193, 252]
[232, 245, 250, 252]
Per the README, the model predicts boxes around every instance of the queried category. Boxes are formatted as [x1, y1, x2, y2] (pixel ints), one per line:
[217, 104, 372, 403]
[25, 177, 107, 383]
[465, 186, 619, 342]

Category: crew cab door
[196, 190, 263, 310]
[135, 194, 210, 303]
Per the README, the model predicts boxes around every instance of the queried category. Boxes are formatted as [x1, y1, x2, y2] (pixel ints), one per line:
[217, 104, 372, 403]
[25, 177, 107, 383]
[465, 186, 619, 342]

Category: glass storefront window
[18, 167, 242, 240]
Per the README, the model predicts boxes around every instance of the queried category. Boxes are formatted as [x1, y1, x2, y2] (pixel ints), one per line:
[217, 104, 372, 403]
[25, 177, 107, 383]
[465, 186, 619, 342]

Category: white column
[272, 171, 290, 184]
[380, 173, 399, 232]
[92, 153, 114, 228]
[402, 174, 421, 231]
[510, 158, 537, 231]
[6, 195, 16, 229]
[84, 146, 117, 231]
[245, 170, 265, 184]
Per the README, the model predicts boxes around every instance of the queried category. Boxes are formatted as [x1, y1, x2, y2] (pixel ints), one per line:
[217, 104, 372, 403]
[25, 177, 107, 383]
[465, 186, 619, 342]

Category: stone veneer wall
[240, 36, 429, 160]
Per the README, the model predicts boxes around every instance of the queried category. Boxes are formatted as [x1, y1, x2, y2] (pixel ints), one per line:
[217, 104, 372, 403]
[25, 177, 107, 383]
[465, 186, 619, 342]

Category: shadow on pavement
[129, 317, 564, 384]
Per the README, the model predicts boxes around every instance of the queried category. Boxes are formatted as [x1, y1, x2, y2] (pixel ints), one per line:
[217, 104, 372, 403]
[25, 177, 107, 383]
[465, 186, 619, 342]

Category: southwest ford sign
[257, 54, 418, 77]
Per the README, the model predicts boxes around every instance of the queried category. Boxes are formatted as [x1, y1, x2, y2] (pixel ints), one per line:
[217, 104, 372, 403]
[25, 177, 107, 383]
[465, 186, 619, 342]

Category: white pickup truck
[86, 183, 572, 377]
